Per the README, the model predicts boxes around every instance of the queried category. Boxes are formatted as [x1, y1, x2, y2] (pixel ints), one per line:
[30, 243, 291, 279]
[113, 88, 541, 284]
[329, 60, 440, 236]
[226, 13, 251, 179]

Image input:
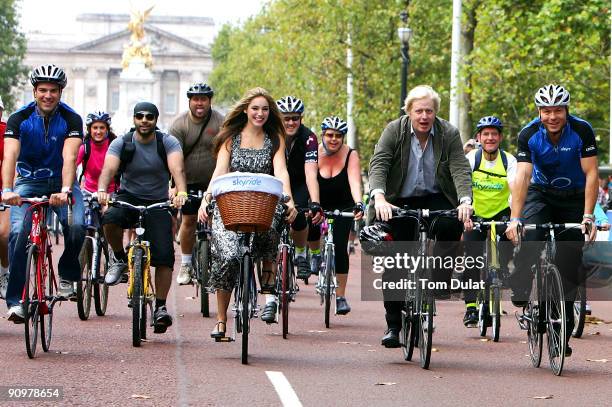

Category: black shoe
[463, 307, 478, 328]
[260, 302, 277, 324]
[381, 329, 400, 348]
[295, 256, 310, 280]
[153, 306, 173, 334]
[336, 296, 351, 315]
[565, 345, 572, 357]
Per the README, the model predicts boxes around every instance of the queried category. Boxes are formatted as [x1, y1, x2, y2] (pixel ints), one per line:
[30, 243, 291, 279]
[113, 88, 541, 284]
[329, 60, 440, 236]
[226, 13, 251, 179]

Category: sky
[17, 0, 267, 34]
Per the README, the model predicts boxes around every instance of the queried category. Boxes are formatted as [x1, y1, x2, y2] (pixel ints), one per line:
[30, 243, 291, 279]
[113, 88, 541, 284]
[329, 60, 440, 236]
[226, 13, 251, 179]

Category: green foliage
[211, 0, 610, 164]
[0, 0, 27, 111]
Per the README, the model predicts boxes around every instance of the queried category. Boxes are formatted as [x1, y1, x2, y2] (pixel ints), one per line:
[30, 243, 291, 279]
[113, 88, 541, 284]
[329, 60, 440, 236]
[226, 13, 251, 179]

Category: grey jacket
[367, 115, 472, 223]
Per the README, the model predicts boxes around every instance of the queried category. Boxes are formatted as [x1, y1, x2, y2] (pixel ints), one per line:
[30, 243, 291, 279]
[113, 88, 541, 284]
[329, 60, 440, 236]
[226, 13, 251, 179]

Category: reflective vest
[472, 150, 510, 218]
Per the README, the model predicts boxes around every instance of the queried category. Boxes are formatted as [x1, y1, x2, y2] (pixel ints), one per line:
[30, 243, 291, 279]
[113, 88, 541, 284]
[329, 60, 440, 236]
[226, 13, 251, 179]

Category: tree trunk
[458, 1, 477, 143]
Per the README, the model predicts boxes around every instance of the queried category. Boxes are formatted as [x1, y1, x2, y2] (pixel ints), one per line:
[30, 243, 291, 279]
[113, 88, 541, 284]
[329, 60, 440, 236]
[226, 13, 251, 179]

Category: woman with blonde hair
[199, 87, 297, 338]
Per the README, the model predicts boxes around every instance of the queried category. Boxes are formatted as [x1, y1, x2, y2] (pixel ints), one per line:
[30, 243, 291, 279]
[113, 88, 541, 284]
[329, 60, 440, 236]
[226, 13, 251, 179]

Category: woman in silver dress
[198, 87, 297, 338]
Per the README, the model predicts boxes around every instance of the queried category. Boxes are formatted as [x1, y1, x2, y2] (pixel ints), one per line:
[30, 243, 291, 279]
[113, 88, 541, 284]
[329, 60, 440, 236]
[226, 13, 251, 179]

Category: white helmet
[534, 84, 570, 107]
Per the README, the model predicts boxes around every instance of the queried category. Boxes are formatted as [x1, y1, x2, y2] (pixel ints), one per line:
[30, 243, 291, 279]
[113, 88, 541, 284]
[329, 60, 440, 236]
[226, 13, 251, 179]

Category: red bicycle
[20, 197, 66, 358]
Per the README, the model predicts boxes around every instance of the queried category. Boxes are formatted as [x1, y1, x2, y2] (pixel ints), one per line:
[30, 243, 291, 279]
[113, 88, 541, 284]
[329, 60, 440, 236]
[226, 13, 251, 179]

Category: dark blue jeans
[6, 178, 85, 308]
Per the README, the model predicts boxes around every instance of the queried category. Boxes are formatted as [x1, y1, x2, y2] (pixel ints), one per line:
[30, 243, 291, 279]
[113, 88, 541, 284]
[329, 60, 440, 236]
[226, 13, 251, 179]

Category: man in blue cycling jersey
[1, 64, 85, 323]
[506, 84, 599, 357]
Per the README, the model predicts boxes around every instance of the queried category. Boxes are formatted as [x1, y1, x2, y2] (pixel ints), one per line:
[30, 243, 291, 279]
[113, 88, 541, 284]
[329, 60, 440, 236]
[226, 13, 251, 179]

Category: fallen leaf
[519, 341, 527, 344]
[432, 348, 439, 352]
[480, 338, 490, 342]
[362, 344, 373, 347]
[179, 314, 185, 317]
[307, 330, 327, 333]
[131, 394, 151, 399]
[375, 382, 397, 386]
[120, 360, 125, 363]
[338, 341, 360, 345]
[433, 375, 443, 379]
[55, 351, 70, 354]
[585, 316, 605, 325]
[586, 358, 608, 363]
[367, 349, 376, 352]
[185, 296, 196, 300]
[588, 332, 601, 336]
[532, 395, 553, 400]
[115, 324, 121, 328]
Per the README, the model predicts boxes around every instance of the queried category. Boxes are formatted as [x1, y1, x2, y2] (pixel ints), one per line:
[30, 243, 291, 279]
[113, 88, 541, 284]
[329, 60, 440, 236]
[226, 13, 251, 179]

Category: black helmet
[187, 83, 214, 98]
[30, 64, 67, 89]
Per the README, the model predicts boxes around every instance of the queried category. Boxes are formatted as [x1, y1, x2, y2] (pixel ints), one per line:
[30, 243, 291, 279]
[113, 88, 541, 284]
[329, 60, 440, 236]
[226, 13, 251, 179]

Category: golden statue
[121, 4, 155, 69]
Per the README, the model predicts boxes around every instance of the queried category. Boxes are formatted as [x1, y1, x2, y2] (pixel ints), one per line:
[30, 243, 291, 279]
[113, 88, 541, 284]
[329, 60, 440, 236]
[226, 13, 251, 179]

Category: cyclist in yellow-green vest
[461, 116, 517, 328]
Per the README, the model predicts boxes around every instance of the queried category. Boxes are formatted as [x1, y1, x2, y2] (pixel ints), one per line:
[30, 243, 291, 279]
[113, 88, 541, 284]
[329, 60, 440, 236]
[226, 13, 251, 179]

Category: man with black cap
[97, 101, 187, 334]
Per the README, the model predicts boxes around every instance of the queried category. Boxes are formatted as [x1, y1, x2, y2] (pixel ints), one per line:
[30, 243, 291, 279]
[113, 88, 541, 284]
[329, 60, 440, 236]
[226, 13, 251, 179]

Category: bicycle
[315, 209, 355, 329]
[19, 197, 70, 358]
[392, 208, 458, 369]
[76, 192, 110, 320]
[109, 199, 172, 347]
[470, 218, 509, 342]
[515, 222, 589, 376]
[188, 191, 211, 318]
[274, 217, 299, 338]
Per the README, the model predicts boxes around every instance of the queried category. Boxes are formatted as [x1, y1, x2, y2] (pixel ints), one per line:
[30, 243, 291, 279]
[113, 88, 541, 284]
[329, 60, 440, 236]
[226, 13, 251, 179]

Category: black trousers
[383, 193, 463, 330]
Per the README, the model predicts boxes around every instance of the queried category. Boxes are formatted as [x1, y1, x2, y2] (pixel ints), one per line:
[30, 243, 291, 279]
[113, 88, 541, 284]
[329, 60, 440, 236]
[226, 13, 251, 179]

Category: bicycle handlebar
[323, 209, 355, 218]
[392, 208, 458, 219]
[109, 200, 173, 212]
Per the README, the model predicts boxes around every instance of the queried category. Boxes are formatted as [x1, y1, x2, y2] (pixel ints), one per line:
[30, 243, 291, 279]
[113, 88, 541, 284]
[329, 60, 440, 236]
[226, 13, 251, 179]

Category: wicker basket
[216, 190, 279, 232]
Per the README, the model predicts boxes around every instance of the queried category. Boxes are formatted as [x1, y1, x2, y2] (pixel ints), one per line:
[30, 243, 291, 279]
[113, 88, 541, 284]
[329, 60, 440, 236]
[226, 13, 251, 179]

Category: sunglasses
[324, 133, 344, 140]
[134, 112, 155, 120]
[283, 115, 301, 123]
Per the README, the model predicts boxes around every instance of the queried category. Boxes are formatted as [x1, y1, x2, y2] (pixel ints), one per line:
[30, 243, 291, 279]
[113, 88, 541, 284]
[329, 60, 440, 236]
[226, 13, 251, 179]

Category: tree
[0, 0, 27, 111]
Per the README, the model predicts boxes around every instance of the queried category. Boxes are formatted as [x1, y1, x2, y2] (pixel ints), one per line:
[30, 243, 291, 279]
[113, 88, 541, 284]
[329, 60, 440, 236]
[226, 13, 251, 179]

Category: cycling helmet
[276, 96, 304, 114]
[86, 111, 112, 127]
[360, 223, 394, 242]
[321, 116, 348, 135]
[30, 64, 67, 89]
[476, 116, 503, 132]
[186, 83, 214, 98]
[534, 84, 570, 107]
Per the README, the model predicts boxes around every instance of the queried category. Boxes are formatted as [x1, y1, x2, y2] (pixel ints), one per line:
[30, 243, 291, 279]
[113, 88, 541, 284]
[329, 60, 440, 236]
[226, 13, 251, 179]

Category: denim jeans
[5, 177, 85, 308]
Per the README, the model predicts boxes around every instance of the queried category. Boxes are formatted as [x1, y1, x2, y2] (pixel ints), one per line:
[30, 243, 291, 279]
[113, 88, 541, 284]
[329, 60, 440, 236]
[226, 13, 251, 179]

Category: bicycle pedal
[215, 336, 234, 343]
[515, 311, 528, 330]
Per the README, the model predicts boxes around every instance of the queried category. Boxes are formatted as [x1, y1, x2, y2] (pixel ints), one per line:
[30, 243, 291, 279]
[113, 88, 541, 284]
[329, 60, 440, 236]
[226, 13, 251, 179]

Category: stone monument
[113, 4, 156, 134]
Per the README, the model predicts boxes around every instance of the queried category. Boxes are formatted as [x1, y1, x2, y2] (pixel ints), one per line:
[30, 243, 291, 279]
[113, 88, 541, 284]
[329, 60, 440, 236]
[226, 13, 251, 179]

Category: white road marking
[266, 371, 303, 407]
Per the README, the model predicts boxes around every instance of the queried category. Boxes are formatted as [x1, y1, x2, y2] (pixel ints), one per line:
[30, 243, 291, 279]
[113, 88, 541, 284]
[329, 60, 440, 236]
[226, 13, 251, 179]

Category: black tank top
[318, 149, 354, 210]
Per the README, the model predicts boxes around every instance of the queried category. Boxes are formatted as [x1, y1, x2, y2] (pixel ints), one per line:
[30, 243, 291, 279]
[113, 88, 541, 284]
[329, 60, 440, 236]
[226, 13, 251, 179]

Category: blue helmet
[86, 110, 112, 127]
[476, 116, 503, 132]
[321, 116, 348, 135]
[187, 83, 214, 98]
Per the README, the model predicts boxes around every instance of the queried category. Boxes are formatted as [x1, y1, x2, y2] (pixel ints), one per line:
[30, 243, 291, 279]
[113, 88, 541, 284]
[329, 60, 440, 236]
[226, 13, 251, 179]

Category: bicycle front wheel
[77, 239, 93, 320]
[418, 291, 434, 369]
[131, 247, 145, 347]
[545, 263, 566, 376]
[41, 248, 55, 352]
[93, 240, 109, 316]
[491, 285, 501, 342]
[572, 283, 586, 338]
[401, 303, 415, 361]
[196, 239, 210, 318]
[323, 248, 334, 329]
[24, 244, 40, 359]
[241, 253, 252, 365]
[279, 246, 290, 339]
[478, 285, 489, 337]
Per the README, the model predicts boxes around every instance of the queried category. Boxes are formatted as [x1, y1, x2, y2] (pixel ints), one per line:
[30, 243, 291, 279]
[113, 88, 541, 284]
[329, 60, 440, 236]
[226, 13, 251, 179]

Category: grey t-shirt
[108, 132, 182, 200]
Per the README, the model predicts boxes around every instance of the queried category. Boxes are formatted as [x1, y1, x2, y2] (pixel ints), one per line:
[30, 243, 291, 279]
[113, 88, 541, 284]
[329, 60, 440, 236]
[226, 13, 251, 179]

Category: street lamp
[398, 11, 412, 116]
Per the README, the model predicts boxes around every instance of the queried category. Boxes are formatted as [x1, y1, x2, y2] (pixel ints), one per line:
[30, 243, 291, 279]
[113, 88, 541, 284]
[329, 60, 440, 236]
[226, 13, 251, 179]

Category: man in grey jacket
[368, 85, 473, 348]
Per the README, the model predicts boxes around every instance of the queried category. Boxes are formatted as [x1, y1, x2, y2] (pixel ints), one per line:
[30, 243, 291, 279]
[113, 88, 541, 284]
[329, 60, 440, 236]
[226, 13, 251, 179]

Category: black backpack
[116, 130, 169, 184]
[473, 147, 508, 178]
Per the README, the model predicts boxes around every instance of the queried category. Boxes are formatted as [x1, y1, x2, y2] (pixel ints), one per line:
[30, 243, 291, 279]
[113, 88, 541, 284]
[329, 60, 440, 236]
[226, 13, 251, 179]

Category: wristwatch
[459, 197, 472, 205]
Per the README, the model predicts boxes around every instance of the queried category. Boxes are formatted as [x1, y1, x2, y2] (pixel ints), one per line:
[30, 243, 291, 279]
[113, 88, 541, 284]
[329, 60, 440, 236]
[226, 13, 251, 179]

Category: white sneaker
[176, 264, 193, 285]
[7, 305, 25, 324]
[0, 273, 8, 299]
